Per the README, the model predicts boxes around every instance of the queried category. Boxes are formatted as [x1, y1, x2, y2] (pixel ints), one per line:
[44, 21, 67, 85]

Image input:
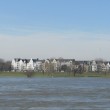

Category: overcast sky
[0, 0, 110, 60]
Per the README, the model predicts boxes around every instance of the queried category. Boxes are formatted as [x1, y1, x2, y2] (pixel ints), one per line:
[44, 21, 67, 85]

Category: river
[0, 77, 110, 110]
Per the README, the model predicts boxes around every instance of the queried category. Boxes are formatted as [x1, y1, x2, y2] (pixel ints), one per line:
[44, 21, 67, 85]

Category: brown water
[0, 77, 110, 110]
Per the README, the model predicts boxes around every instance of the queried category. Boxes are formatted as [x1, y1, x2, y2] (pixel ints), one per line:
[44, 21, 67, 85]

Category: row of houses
[11, 58, 110, 73]
[11, 58, 75, 72]
[89, 60, 110, 72]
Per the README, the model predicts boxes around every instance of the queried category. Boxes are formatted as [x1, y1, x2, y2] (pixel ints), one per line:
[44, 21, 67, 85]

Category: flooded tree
[25, 70, 35, 78]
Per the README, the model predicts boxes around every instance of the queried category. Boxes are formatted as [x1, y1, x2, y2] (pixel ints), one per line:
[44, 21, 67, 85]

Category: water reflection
[0, 77, 110, 110]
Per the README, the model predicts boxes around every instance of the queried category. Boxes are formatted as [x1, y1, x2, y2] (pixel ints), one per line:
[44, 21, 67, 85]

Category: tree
[24, 70, 35, 78]
[0, 59, 12, 72]
[0, 59, 4, 71]
[61, 65, 67, 72]
[4, 61, 11, 71]
[78, 65, 83, 74]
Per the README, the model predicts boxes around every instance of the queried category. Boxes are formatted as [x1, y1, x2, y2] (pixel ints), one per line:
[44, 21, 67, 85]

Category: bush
[24, 70, 35, 78]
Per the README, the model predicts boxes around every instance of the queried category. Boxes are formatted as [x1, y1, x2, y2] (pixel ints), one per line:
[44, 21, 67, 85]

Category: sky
[0, 0, 110, 61]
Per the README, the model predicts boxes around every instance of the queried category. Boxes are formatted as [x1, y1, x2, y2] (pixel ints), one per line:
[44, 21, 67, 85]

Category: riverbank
[0, 72, 110, 78]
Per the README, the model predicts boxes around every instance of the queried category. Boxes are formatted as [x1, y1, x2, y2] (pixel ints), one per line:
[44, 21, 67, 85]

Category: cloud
[0, 31, 110, 61]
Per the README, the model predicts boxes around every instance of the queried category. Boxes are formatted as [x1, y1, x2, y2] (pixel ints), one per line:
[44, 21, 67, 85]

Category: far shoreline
[0, 72, 110, 78]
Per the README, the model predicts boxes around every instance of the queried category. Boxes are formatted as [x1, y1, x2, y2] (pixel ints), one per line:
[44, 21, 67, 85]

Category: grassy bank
[0, 72, 110, 78]
[0, 72, 26, 77]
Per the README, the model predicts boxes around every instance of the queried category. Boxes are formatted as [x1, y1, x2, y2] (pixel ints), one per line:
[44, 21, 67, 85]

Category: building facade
[11, 58, 110, 73]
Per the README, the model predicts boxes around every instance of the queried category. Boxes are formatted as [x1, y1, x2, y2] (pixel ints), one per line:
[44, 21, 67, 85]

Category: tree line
[0, 59, 11, 71]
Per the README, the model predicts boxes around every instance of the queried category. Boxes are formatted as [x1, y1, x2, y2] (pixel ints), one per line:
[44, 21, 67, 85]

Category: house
[51, 59, 58, 71]
[106, 62, 110, 72]
[12, 58, 110, 73]
[11, 58, 43, 72]
[26, 58, 34, 71]
[101, 63, 106, 72]
[11, 58, 21, 71]
[97, 61, 108, 73]
[91, 60, 97, 72]
[41, 58, 75, 72]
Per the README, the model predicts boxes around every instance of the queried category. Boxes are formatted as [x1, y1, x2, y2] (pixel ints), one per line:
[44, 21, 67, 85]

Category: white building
[91, 60, 97, 72]
[106, 62, 110, 72]
[11, 58, 42, 72]
[11, 57, 79, 73]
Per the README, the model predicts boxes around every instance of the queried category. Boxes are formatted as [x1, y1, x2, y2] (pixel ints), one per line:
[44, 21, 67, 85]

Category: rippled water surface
[0, 77, 110, 110]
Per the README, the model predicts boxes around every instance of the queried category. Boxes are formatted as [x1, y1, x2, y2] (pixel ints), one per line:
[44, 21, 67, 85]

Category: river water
[0, 77, 110, 110]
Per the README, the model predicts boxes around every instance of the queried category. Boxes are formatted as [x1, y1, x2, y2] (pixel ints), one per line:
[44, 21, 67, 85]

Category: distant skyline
[0, 0, 110, 60]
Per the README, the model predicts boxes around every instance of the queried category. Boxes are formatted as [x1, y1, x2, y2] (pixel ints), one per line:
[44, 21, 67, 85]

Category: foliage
[61, 65, 68, 72]
[24, 70, 35, 78]
[0, 59, 11, 71]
